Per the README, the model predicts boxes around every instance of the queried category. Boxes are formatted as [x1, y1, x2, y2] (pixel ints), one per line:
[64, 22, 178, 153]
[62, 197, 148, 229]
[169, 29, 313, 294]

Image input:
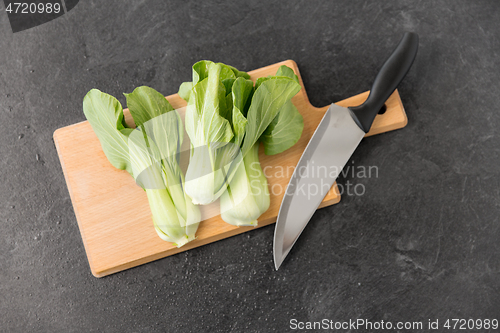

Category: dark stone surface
[1, 1, 499, 332]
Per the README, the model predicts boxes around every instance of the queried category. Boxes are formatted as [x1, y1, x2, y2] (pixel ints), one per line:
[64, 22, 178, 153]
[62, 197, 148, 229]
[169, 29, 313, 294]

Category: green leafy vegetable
[219, 76, 301, 226]
[83, 87, 200, 247]
[183, 62, 237, 205]
[179, 61, 303, 226]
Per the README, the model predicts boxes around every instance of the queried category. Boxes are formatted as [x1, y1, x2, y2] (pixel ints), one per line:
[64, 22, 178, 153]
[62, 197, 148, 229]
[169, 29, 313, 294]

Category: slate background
[1, 1, 499, 332]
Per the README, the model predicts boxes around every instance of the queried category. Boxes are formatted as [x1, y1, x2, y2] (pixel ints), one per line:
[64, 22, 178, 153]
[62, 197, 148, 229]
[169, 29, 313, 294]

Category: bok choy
[83, 87, 200, 247]
[182, 61, 251, 205]
[179, 61, 304, 226]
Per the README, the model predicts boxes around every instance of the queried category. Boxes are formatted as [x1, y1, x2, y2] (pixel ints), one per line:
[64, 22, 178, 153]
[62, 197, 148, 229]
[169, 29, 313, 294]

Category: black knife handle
[349, 32, 419, 133]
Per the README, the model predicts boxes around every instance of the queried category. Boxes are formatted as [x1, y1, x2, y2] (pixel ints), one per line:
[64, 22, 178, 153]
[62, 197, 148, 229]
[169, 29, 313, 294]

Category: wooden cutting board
[54, 60, 407, 277]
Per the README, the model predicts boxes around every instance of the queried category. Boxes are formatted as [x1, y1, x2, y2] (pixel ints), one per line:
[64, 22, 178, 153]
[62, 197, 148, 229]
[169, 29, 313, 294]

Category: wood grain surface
[53, 60, 407, 277]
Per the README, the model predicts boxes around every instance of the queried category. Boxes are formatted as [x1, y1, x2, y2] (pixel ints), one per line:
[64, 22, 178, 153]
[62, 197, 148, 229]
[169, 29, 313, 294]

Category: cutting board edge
[91, 194, 342, 277]
[54, 129, 99, 276]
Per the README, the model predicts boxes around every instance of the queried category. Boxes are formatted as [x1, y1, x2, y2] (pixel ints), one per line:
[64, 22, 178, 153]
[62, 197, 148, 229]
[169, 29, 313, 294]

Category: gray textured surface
[1, 1, 499, 332]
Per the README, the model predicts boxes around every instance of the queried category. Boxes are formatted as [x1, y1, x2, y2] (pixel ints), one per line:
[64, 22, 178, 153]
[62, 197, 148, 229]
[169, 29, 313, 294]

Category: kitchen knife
[273, 32, 419, 269]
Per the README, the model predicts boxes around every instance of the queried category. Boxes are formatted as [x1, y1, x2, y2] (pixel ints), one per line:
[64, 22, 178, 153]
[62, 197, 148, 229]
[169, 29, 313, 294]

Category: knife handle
[349, 32, 419, 133]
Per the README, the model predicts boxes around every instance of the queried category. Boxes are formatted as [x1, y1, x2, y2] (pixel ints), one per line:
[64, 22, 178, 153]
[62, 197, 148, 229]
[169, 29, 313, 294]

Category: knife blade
[273, 32, 419, 269]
